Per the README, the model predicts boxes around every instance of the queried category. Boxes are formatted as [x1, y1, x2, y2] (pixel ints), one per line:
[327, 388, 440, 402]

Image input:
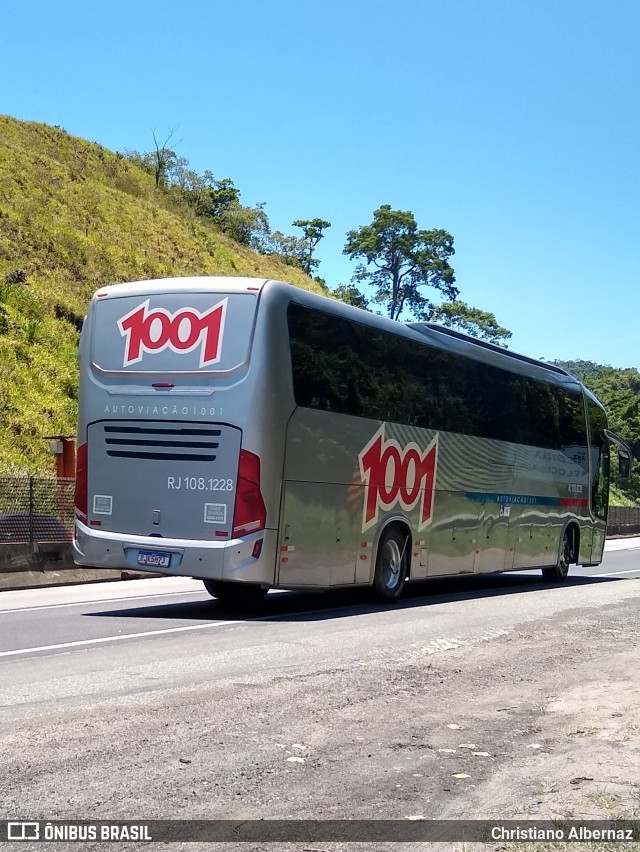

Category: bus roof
[407, 321, 574, 379]
[93, 276, 270, 299]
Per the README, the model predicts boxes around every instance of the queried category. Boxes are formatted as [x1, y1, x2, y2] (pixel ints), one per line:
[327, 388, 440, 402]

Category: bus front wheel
[373, 527, 409, 602]
[542, 528, 575, 582]
[203, 579, 267, 608]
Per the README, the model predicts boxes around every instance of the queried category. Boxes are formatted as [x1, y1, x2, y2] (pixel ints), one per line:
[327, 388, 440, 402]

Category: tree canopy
[340, 205, 511, 345]
[343, 205, 457, 321]
[292, 219, 331, 275]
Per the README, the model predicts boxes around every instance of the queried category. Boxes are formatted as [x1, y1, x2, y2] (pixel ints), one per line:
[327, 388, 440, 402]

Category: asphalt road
[0, 538, 638, 664]
[1, 538, 640, 851]
[0, 539, 638, 727]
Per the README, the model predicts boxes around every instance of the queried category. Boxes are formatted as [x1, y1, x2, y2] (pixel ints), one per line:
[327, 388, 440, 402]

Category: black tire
[373, 526, 409, 602]
[202, 579, 267, 608]
[542, 527, 574, 582]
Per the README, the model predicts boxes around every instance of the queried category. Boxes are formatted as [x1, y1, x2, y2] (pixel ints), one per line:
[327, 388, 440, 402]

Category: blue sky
[3, 0, 639, 368]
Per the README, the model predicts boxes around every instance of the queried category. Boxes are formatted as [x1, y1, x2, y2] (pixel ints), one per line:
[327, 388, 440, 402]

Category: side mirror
[604, 429, 633, 479]
[618, 450, 631, 479]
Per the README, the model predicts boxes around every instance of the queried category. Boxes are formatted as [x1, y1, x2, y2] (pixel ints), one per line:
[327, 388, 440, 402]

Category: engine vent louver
[103, 425, 221, 462]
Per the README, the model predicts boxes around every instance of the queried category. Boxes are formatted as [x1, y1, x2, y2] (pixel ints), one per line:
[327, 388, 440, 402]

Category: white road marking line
[604, 540, 640, 551]
[0, 620, 239, 658]
[0, 589, 207, 615]
[591, 569, 640, 578]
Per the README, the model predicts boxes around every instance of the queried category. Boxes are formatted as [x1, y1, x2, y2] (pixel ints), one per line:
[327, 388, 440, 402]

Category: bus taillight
[74, 442, 88, 522]
[233, 449, 266, 537]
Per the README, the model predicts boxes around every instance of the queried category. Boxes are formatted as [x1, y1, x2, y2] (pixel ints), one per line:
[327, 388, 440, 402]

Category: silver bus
[73, 276, 631, 605]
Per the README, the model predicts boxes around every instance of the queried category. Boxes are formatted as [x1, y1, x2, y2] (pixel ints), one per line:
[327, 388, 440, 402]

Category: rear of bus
[73, 276, 290, 594]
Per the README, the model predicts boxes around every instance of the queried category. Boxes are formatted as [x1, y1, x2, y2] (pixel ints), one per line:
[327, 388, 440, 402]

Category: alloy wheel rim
[382, 538, 403, 591]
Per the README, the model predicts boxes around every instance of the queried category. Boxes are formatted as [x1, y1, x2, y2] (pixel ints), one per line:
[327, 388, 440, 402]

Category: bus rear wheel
[203, 579, 267, 608]
[542, 527, 574, 582]
[373, 527, 409, 602]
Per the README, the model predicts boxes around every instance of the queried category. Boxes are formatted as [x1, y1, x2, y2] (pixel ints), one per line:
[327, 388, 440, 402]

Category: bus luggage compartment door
[86, 420, 241, 541]
[475, 501, 511, 573]
[277, 481, 357, 588]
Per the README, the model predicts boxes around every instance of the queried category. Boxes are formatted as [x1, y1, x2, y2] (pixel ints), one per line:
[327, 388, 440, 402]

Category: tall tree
[151, 128, 181, 188]
[292, 218, 331, 275]
[343, 205, 457, 320]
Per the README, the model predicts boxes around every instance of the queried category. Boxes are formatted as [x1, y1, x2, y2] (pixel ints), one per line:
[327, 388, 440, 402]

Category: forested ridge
[0, 115, 637, 504]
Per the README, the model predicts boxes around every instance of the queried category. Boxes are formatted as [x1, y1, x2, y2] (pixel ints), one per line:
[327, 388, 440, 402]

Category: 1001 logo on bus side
[358, 425, 438, 532]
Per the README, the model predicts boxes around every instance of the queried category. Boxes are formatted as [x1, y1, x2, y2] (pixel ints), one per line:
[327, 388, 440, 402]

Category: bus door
[587, 399, 610, 563]
[589, 442, 609, 563]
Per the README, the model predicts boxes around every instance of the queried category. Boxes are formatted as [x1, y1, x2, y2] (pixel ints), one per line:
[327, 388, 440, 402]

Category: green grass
[0, 115, 324, 472]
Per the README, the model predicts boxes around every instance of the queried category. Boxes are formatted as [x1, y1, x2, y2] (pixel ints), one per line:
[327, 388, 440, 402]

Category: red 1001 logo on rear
[359, 425, 438, 532]
[117, 299, 227, 367]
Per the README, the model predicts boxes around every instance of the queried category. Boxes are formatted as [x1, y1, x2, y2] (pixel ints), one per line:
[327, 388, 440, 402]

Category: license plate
[137, 550, 171, 568]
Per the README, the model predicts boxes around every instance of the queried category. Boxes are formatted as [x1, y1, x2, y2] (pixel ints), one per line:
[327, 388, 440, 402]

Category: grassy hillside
[0, 115, 323, 473]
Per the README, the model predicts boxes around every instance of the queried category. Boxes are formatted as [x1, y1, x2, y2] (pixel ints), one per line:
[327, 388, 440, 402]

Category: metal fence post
[29, 475, 35, 551]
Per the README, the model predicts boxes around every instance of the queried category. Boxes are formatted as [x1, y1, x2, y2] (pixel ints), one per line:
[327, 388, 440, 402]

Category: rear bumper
[73, 520, 277, 586]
